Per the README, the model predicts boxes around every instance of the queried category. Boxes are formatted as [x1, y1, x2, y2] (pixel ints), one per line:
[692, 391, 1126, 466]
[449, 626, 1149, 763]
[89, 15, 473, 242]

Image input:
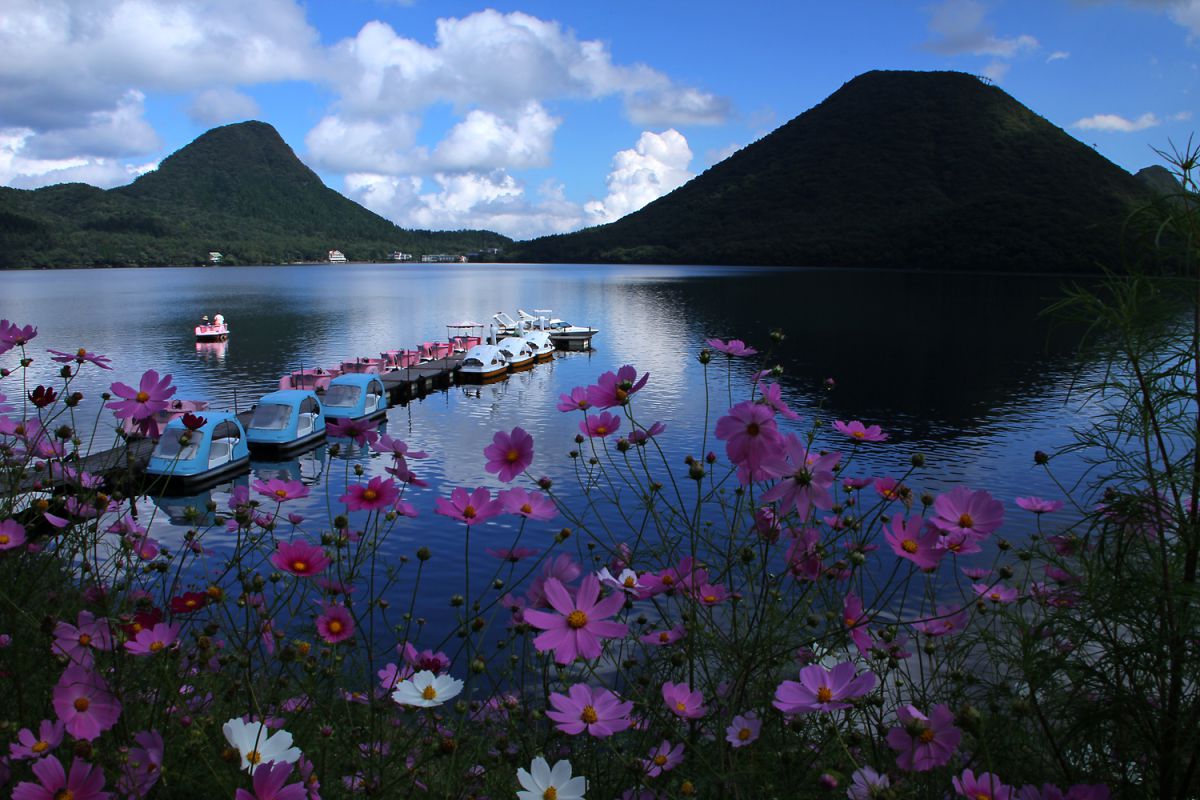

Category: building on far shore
[328, 250, 347, 263]
[420, 254, 467, 263]
[390, 251, 413, 262]
[208, 251, 223, 264]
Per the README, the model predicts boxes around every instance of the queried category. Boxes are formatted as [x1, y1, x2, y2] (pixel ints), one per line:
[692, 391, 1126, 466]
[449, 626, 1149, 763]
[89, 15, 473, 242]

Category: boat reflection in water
[195, 339, 228, 361]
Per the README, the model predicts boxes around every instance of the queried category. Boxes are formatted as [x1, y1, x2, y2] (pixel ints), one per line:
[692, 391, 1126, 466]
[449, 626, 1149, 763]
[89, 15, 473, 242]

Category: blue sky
[1, 0, 1196, 239]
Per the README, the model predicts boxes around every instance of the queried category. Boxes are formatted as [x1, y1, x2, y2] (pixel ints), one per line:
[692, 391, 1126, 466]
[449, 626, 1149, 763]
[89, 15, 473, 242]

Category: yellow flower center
[421, 685, 438, 701]
[958, 513, 974, 529]
[31, 740, 49, 753]
[844, 616, 855, 628]
[327, 619, 343, 634]
[76, 348, 87, 358]
[542, 788, 557, 800]
[54, 790, 73, 800]
[615, 388, 628, 403]
[738, 727, 752, 741]
[73, 697, 89, 712]
[505, 448, 521, 463]
[661, 575, 674, 586]
[520, 503, 533, 514]
[852, 430, 866, 439]
[135, 391, 150, 402]
[746, 422, 760, 436]
[362, 489, 378, 501]
[918, 727, 935, 744]
[704, 594, 718, 603]
[653, 754, 668, 766]
[246, 750, 262, 765]
[658, 632, 670, 642]
[149, 641, 165, 652]
[291, 560, 308, 573]
[566, 610, 588, 629]
[989, 592, 1002, 602]
[623, 576, 636, 587]
[675, 701, 688, 712]
[595, 425, 608, 435]
[901, 539, 919, 553]
[580, 705, 598, 724]
[975, 794, 992, 800]
[275, 489, 288, 498]
[816, 686, 833, 703]
[463, 505, 477, 519]
[0, 535, 8, 545]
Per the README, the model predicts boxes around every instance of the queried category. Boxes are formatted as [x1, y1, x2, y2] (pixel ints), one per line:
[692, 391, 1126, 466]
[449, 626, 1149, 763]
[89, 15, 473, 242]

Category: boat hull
[457, 366, 509, 383]
[246, 430, 326, 459]
[145, 456, 250, 495]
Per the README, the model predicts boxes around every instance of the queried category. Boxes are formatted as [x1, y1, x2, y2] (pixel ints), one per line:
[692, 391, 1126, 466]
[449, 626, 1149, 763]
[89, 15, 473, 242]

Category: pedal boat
[323, 374, 388, 423]
[246, 390, 326, 456]
[144, 411, 250, 491]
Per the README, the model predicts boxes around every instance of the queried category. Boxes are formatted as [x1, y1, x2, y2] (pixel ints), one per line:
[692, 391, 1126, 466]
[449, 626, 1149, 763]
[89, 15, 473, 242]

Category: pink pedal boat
[278, 367, 341, 392]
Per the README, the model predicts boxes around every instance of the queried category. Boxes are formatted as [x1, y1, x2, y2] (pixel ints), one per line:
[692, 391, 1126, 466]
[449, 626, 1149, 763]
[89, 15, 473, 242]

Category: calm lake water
[0, 263, 1100, 651]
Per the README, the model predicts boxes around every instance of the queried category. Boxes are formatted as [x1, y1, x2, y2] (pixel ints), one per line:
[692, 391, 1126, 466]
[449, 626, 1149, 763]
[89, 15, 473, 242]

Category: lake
[0, 263, 1099, 653]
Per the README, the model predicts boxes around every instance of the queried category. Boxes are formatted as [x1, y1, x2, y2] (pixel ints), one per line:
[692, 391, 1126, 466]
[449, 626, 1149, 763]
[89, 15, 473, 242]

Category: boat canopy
[461, 344, 507, 368]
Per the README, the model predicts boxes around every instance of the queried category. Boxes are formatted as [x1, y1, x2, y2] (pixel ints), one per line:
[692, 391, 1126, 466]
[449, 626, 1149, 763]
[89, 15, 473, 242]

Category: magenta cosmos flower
[51, 665, 122, 741]
[48, 348, 113, 371]
[12, 756, 109, 800]
[715, 400, 786, 484]
[0, 518, 27, 551]
[1015, 496, 1064, 514]
[932, 486, 1004, 538]
[556, 386, 591, 412]
[726, 713, 761, 747]
[235, 760, 307, 800]
[773, 662, 877, 714]
[253, 479, 310, 503]
[498, 487, 557, 520]
[338, 476, 399, 512]
[761, 434, 840, 518]
[662, 681, 707, 719]
[523, 575, 628, 664]
[884, 516, 945, 571]
[124, 622, 181, 656]
[270, 540, 331, 578]
[913, 605, 969, 637]
[316, 604, 354, 644]
[118, 730, 164, 799]
[953, 769, 1014, 800]
[640, 625, 686, 646]
[706, 337, 758, 357]
[10, 720, 64, 761]
[973, 582, 1019, 605]
[107, 369, 176, 428]
[52, 611, 113, 667]
[580, 411, 621, 438]
[434, 486, 504, 524]
[545, 683, 634, 737]
[642, 740, 685, 777]
[886, 703, 961, 771]
[325, 417, 380, 446]
[484, 426, 534, 482]
[586, 365, 649, 408]
[843, 592, 875, 656]
[833, 420, 889, 442]
[0, 320, 37, 353]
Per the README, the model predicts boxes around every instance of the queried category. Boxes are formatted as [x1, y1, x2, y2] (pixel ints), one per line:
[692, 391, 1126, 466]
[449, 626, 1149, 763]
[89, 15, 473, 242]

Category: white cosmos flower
[221, 718, 302, 774]
[516, 756, 587, 800]
[597, 567, 644, 594]
[391, 669, 464, 708]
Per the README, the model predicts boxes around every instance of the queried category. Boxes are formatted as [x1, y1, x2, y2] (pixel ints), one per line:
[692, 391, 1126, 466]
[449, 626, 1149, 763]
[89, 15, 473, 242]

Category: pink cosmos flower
[0, 320, 37, 353]
[401, 642, 452, 674]
[376, 662, 413, 692]
[874, 477, 906, 501]
[760, 434, 840, 517]
[52, 611, 112, 667]
[434, 486, 504, 524]
[843, 592, 875, 656]
[661, 681, 707, 719]
[1015, 496, 1064, 514]
[784, 528, 823, 581]
[847, 767, 891, 800]
[10, 720, 64, 761]
[598, 567, 645, 594]
[639, 626, 685, 646]
[706, 337, 757, 357]
[580, 411, 621, 438]
[586, 365, 649, 408]
[498, 487, 558, 520]
[48, 348, 113, 371]
[715, 400, 787, 484]
[758, 382, 802, 421]
[953, 768, 1014, 800]
[885, 516, 945, 570]
[726, 713, 761, 747]
[932, 486, 1004, 537]
[973, 582, 1019, 605]
[526, 554, 583, 608]
[692, 582, 729, 606]
[371, 434, 428, 461]
[235, 760, 307, 800]
[254, 479, 310, 503]
[338, 476, 399, 512]
[124, 622, 181, 656]
[545, 684, 634, 737]
[316, 604, 354, 644]
[270, 541, 331, 578]
[833, 420, 889, 442]
[913, 605, 969, 637]
[641, 740, 685, 777]
[556, 387, 591, 412]
[325, 417, 379, 445]
[886, 703, 961, 771]
[937, 530, 985, 557]
[11, 756, 108, 800]
[628, 421, 667, 444]
[106, 370, 176, 436]
[51, 665, 122, 741]
[523, 575, 628, 664]
[0, 519, 27, 551]
[484, 426, 534, 482]
[486, 546, 541, 563]
[773, 662, 877, 714]
[118, 730, 164, 799]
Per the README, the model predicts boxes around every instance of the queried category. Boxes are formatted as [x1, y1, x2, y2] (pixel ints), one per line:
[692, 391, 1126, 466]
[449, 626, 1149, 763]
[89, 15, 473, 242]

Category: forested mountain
[508, 70, 1153, 272]
[0, 121, 510, 268]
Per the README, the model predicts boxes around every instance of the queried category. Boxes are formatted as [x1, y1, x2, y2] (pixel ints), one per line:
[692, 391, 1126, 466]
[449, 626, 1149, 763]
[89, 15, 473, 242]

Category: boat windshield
[324, 384, 361, 408]
[153, 430, 203, 461]
[249, 403, 293, 431]
[463, 358, 486, 367]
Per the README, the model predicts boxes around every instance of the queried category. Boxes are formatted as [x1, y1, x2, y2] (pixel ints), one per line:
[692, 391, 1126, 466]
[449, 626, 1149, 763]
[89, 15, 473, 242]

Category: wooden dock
[378, 354, 465, 403]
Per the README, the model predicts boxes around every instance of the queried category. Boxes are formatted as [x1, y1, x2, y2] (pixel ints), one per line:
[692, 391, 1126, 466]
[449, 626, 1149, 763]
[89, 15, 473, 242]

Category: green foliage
[0, 121, 511, 268]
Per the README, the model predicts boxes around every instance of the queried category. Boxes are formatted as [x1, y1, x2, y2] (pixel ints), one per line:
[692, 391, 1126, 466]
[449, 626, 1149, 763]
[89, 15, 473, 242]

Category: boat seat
[208, 438, 233, 467]
[297, 413, 317, 436]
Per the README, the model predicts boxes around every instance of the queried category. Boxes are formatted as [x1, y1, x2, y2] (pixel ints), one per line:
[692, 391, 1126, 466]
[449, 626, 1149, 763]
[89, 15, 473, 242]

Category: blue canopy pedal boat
[143, 411, 250, 491]
[323, 374, 388, 423]
[246, 389, 326, 457]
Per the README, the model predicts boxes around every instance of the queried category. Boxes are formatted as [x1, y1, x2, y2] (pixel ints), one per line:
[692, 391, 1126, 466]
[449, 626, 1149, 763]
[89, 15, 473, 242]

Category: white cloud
[925, 0, 1040, 57]
[1074, 112, 1163, 131]
[19, 90, 159, 160]
[304, 114, 424, 174]
[1047, 50, 1071, 61]
[584, 129, 694, 224]
[1173, 110, 1194, 120]
[0, 127, 155, 188]
[188, 88, 261, 126]
[981, 60, 1012, 82]
[1074, 0, 1200, 36]
[431, 103, 560, 171]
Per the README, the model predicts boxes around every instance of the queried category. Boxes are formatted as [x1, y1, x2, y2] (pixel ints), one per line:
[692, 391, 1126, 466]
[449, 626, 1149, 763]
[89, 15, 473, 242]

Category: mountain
[508, 70, 1152, 272]
[0, 121, 510, 268]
